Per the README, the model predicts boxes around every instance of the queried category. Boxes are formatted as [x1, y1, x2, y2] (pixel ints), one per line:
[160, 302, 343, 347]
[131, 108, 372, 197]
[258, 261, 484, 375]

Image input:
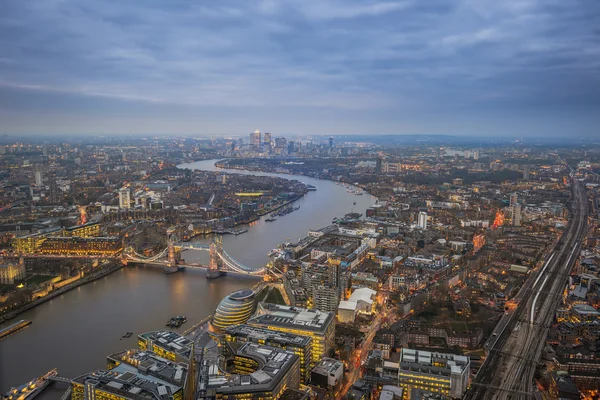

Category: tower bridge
[123, 237, 268, 278]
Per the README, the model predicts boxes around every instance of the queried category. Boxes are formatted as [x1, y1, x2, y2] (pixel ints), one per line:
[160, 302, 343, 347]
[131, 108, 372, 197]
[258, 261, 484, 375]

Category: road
[336, 307, 395, 400]
[465, 178, 588, 399]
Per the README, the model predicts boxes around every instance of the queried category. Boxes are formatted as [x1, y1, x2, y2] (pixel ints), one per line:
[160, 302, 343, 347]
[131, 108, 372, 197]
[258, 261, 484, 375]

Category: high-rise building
[119, 188, 131, 209]
[473, 149, 480, 160]
[287, 141, 295, 155]
[250, 129, 261, 151]
[510, 203, 522, 226]
[418, 211, 428, 230]
[34, 168, 43, 186]
[275, 137, 287, 149]
[509, 192, 518, 207]
[329, 136, 334, 149]
[49, 179, 59, 203]
[398, 349, 470, 399]
[313, 285, 340, 313]
[375, 157, 383, 174]
[523, 166, 530, 180]
[263, 132, 272, 152]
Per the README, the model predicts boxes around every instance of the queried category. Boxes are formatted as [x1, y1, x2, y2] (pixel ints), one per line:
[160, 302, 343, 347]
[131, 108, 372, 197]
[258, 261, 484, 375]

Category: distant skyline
[1, 0, 599, 137]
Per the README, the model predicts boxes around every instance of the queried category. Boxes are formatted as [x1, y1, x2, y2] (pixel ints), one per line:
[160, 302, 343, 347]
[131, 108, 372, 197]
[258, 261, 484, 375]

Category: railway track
[465, 179, 588, 399]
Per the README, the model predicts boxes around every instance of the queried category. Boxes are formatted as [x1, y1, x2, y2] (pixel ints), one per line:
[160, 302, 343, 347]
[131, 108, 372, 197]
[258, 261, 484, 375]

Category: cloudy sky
[1, 0, 599, 137]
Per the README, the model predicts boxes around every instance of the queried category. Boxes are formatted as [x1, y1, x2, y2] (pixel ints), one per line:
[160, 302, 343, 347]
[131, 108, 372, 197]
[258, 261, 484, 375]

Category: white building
[418, 211, 428, 230]
[34, 169, 43, 186]
[337, 287, 377, 323]
[119, 188, 131, 209]
[398, 349, 470, 399]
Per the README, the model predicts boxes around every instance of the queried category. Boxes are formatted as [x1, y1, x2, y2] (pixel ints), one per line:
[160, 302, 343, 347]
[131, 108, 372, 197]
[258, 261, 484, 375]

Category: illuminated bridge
[123, 237, 268, 278]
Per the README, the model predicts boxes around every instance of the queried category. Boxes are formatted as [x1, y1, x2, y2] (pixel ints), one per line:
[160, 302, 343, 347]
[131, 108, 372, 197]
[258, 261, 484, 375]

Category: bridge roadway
[465, 179, 588, 399]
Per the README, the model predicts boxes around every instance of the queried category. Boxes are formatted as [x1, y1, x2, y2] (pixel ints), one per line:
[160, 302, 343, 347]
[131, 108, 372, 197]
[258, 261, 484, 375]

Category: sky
[0, 0, 599, 137]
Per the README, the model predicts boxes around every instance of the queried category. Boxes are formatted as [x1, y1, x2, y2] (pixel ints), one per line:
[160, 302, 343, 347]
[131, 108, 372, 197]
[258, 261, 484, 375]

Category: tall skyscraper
[523, 166, 530, 180]
[34, 168, 43, 186]
[418, 211, 428, 230]
[473, 150, 480, 160]
[509, 192, 518, 207]
[250, 129, 261, 151]
[119, 188, 131, 209]
[328, 136, 334, 149]
[275, 137, 287, 149]
[375, 157, 382, 174]
[263, 132, 272, 151]
[510, 203, 522, 226]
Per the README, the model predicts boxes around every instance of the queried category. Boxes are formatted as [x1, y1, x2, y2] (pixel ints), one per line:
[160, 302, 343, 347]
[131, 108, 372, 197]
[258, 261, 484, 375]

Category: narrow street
[337, 307, 396, 400]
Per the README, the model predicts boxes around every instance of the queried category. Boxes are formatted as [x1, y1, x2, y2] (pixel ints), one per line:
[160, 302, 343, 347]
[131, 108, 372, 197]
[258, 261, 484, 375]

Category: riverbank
[182, 194, 306, 242]
[214, 160, 377, 198]
[0, 263, 124, 323]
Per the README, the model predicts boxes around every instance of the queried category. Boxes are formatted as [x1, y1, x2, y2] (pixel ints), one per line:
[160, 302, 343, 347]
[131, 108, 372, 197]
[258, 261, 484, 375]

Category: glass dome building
[212, 289, 256, 330]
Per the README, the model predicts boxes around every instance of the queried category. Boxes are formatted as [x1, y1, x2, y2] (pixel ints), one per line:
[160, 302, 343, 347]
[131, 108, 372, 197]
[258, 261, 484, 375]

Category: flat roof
[200, 341, 298, 395]
[312, 358, 343, 376]
[225, 325, 312, 348]
[248, 303, 333, 334]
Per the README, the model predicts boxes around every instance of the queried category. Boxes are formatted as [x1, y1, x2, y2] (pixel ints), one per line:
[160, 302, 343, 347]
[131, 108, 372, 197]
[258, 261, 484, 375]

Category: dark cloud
[0, 0, 598, 136]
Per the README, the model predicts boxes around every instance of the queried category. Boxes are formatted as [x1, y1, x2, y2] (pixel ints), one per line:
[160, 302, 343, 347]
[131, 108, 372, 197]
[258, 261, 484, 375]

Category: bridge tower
[207, 237, 223, 279]
[164, 233, 179, 274]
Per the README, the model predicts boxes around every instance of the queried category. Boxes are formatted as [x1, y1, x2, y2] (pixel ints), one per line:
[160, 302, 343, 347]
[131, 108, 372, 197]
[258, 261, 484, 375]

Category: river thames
[0, 159, 376, 391]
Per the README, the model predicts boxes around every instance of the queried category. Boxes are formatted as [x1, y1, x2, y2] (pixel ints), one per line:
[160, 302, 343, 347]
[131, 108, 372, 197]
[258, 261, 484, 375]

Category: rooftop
[312, 358, 343, 376]
[75, 351, 188, 400]
[200, 341, 299, 395]
[138, 331, 193, 359]
[399, 349, 469, 376]
[249, 303, 334, 334]
[225, 324, 312, 348]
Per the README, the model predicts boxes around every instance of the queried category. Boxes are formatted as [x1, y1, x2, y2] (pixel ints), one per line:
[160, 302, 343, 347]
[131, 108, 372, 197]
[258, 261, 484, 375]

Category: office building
[250, 129, 262, 151]
[64, 222, 101, 238]
[375, 157, 382, 174]
[0, 258, 25, 284]
[119, 188, 131, 209]
[138, 330, 194, 362]
[212, 289, 256, 331]
[263, 132, 272, 151]
[523, 166, 530, 180]
[473, 150, 480, 160]
[12, 228, 63, 253]
[275, 137, 287, 149]
[73, 350, 190, 400]
[196, 342, 300, 400]
[310, 358, 344, 388]
[248, 303, 335, 366]
[398, 349, 470, 399]
[418, 212, 428, 230]
[34, 168, 43, 186]
[329, 137, 334, 149]
[224, 324, 313, 383]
